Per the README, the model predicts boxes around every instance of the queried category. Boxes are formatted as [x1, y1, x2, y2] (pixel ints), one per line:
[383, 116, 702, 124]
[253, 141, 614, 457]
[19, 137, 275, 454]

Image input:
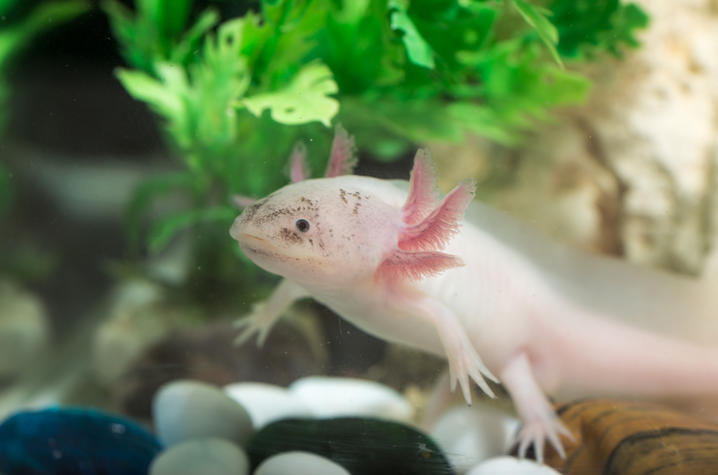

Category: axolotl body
[230, 127, 718, 460]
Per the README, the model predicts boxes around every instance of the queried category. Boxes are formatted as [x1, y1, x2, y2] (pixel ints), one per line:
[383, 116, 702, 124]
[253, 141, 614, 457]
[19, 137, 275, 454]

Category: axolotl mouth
[229, 215, 272, 255]
[234, 233, 277, 258]
[231, 229, 328, 282]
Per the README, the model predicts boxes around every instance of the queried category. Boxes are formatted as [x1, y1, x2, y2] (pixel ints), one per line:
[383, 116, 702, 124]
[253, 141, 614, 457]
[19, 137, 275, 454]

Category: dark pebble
[0, 407, 161, 475]
[247, 417, 455, 475]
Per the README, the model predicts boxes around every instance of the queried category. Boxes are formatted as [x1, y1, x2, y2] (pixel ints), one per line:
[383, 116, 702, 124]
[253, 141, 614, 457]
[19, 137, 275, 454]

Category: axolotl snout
[230, 127, 718, 461]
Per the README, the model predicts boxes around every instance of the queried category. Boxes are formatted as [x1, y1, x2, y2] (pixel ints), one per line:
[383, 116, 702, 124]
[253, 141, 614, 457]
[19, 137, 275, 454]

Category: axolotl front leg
[234, 278, 309, 346]
[386, 286, 498, 402]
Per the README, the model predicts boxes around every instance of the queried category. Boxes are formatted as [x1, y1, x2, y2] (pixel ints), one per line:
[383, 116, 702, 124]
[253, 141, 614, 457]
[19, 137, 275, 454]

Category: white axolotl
[229, 126, 718, 461]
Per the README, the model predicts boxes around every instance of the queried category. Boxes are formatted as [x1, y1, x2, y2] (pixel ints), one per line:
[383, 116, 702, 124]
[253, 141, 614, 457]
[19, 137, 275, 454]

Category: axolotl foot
[233, 279, 308, 348]
[234, 301, 276, 347]
[501, 352, 575, 463]
[515, 414, 573, 463]
[445, 327, 498, 403]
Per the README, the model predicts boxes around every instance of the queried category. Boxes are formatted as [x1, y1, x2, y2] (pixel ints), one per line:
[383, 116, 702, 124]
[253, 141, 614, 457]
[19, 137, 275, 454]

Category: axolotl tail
[538, 301, 718, 417]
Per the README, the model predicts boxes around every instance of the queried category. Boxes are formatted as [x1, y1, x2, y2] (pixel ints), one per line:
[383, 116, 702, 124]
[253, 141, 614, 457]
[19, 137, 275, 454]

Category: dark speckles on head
[254, 206, 295, 225]
[339, 189, 367, 213]
[299, 196, 317, 207]
[242, 197, 268, 221]
[279, 227, 303, 244]
[252, 196, 320, 227]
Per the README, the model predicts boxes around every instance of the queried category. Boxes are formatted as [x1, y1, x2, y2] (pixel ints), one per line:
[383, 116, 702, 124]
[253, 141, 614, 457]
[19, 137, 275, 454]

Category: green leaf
[550, 0, 649, 58]
[115, 66, 185, 120]
[138, 0, 193, 41]
[388, 0, 435, 69]
[242, 62, 339, 126]
[149, 206, 237, 253]
[254, 0, 328, 88]
[104, 0, 217, 72]
[511, 0, 562, 66]
[170, 8, 220, 65]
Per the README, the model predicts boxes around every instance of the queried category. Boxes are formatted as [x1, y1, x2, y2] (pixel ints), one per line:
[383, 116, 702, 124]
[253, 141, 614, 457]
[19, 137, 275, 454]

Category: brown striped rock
[540, 399, 718, 474]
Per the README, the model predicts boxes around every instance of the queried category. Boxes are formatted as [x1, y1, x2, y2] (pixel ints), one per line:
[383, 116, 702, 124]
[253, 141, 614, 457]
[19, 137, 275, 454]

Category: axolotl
[229, 127, 718, 460]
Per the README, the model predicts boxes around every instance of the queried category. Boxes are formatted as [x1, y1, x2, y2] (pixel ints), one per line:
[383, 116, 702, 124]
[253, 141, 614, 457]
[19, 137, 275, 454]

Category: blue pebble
[0, 407, 162, 475]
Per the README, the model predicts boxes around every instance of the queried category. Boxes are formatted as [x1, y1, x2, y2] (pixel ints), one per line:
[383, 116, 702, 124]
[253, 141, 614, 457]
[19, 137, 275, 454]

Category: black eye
[295, 219, 310, 232]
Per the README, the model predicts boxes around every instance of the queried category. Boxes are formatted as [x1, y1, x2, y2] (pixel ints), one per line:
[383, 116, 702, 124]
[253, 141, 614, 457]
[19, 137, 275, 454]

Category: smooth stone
[223, 382, 312, 429]
[149, 438, 249, 475]
[431, 406, 520, 473]
[0, 407, 161, 474]
[246, 417, 453, 474]
[255, 451, 350, 475]
[153, 380, 253, 447]
[288, 376, 413, 421]
[467, 456, 561, 475]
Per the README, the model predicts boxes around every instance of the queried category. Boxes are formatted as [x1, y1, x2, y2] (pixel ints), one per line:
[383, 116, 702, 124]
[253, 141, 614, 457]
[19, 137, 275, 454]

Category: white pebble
[223, 382, 312, 429]
[288, 376, 413, 421]
[153, 380, 253, 447]
[255, 451, 350, 475]
[431, 406, 519, 473]
[149, 438, 249, 475]
[466, 456, 561, 475]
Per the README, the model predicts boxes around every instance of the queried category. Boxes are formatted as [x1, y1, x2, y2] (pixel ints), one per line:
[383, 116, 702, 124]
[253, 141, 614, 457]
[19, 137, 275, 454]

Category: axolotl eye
[295, 218, 311, 233]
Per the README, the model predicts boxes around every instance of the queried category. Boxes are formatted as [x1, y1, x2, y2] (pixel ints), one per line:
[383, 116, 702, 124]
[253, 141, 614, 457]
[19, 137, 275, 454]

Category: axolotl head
[230, 125, 473, 288]
[230, 178, 400, 287]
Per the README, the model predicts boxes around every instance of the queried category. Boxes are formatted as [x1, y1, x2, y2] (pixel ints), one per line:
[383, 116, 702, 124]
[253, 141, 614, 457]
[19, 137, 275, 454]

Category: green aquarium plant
[104, 0, 647, 302]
